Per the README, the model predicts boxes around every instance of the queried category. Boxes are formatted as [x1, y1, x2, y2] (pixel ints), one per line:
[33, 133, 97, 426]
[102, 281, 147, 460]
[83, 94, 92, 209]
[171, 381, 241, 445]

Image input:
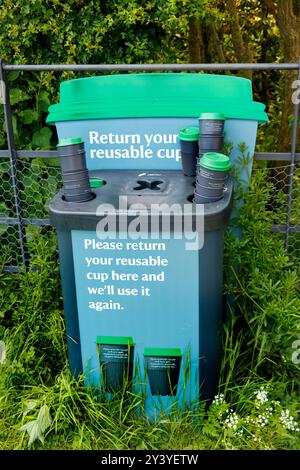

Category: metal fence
[0, 61, 299, 272]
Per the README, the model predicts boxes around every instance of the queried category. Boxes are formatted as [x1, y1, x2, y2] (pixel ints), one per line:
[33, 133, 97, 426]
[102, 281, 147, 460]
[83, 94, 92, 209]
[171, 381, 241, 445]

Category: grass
[0, 167, 300, 450]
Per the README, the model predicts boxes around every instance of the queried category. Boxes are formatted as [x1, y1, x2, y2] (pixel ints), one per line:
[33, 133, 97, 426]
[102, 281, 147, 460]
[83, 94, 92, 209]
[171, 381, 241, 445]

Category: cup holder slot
[133, 180, 164, 191]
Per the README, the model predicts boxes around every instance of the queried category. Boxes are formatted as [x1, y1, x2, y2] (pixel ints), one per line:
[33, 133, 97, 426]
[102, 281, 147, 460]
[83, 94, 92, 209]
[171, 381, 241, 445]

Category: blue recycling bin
[47, 72, 267, 418]
[49, 169, 232, 419]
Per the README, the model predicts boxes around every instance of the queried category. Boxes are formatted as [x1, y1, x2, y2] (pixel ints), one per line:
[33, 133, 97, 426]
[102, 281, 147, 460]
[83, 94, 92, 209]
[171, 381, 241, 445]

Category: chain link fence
[252, 162, 300, 262]
[0, 62, 299, 272]
[0, 156, 299, 270]
[0, 157, 62, 268]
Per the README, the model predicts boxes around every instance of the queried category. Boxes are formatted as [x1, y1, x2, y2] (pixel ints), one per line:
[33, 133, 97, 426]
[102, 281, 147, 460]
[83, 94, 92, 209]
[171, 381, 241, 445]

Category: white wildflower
[212, 393, 225, 406]
[254, 387, 268, 407]
[256, 413, 269, 427]
[224, 411, 239, 431]
[280, 409, 300, 432]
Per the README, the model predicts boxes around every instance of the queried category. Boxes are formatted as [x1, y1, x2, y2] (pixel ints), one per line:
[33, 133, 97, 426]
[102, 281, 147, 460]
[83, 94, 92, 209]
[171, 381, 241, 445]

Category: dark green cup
[194, 152, 231, 204]
[198, 134, 224, 152]
[97, 336, 134, 392]
[144, 348, 182, 396]
[57, 138, 93, 202]
[179, 127, 199, 176]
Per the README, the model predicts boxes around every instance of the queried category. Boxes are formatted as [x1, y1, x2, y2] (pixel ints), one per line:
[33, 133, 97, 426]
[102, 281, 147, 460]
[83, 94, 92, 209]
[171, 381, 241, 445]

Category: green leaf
[0, 202, 9, 217]
[8, 71, 21, 82]
[0, 203, 9, 234]
[21, 175, 34, 187]
[38, 91, 50, 112]
[19, 404, 52, 447]
[9, 88, 30, 105]
[0, 225, 8, 237]
[20, 109, 39, 124]
[23, 400, 39, 417]
[37, 404, 52, 434]
[32, 127, 52, 149]
[19, 420, 44, 447]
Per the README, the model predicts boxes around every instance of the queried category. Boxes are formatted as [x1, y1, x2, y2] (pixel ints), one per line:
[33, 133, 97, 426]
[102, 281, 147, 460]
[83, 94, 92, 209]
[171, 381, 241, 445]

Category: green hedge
[0, 0, 211, 149]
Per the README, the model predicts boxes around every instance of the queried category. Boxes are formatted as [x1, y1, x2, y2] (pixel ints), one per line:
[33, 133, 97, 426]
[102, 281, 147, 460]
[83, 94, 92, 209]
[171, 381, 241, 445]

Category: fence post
[0, 59, 29, 269]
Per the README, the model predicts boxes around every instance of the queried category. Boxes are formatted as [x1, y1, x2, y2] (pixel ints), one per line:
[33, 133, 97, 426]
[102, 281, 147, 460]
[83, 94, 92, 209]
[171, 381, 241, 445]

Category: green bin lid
[199, 152, 231, 172]
[57, 137, 82, 146]
[47, 73, 268, 123]
[96, 336, 134, 346]
[179, 126, 199, 141]
[144, 347, 181, 357]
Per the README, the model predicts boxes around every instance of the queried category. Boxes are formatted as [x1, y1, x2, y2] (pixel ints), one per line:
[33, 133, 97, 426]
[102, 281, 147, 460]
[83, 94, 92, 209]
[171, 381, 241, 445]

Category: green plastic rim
[96, 336, 134, 346]
[47, 73, 268, 123]
[144, 347, 181, 357]
[89, 178, 105, 188]
[57, 137, 83, 147]
[198, 112, 225, 121]
[179, 126, 199, 141]
[199, 152, 231, 172]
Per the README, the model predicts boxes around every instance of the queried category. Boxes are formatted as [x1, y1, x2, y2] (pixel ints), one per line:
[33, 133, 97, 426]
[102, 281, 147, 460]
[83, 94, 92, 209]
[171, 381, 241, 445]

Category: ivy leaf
[32, 127, 52, 149]
[20, 109, 39, 124]
[9, 88, 30, 105]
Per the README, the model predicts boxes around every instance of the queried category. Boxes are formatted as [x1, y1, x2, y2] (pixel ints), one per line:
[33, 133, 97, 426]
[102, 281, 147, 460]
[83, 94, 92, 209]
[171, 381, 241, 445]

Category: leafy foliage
[0, 168, 299, 449]
[0, 0, 299, 451]
[0, 0, 287, 152]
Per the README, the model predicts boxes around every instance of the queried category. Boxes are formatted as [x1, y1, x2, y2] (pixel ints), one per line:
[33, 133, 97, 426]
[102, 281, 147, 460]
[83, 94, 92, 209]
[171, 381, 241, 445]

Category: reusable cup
[198, 112, 225, 135]
[144, 348, 182, 396]
[57, 138, 93, 202]
[195, 182, 224, 198]
[194, 192, 223, 204]
[97, 336, 134, 392]
[194, 152, 231, 203]
[198, 134, 224, 152]
[179, 127, 199, 176]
